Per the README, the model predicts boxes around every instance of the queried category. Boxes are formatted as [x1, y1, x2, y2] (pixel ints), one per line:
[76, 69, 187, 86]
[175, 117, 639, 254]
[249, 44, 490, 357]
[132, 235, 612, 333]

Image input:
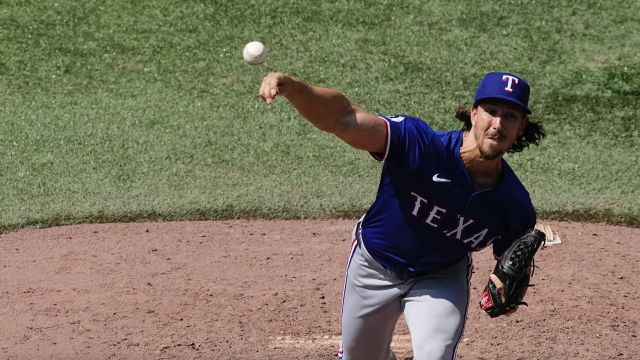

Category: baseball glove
[479, 228, 546, 318]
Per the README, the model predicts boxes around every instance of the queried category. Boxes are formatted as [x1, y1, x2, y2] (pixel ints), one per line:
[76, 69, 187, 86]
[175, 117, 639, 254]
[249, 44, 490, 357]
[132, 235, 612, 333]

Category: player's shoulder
[379, 114, 424, 124]
[379, 114, 438, 133]
[379, 114, 460, 146]
[433, 127, 462, 144]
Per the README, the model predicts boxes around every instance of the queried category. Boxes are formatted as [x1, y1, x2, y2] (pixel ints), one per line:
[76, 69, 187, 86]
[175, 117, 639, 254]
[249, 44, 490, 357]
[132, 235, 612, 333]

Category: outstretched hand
[259, 72, 291, 105]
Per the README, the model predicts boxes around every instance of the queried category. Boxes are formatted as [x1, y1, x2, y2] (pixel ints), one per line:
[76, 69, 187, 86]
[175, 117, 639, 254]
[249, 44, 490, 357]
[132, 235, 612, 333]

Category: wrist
[281, 75, 299, 98]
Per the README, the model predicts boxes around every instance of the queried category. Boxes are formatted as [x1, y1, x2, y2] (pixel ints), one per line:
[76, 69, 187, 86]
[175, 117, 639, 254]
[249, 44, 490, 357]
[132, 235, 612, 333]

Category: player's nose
[490, 115, 505, 130]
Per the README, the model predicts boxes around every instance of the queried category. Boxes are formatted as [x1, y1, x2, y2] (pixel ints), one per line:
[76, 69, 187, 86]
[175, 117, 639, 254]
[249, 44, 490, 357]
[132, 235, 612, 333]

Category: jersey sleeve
[370, 114, 433, 168]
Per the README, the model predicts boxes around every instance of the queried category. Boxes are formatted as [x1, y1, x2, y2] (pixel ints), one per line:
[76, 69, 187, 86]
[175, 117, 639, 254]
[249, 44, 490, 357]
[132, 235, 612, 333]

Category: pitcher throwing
[259, 71, 546, 360]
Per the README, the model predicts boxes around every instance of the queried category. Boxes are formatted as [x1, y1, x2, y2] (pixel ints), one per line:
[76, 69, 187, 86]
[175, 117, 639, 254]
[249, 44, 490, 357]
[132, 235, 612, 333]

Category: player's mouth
[486, 133, 505, 143]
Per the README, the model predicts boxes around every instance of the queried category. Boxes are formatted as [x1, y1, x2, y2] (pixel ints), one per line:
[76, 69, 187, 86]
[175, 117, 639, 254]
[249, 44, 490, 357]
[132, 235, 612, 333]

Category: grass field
[0, 0, 638, 232]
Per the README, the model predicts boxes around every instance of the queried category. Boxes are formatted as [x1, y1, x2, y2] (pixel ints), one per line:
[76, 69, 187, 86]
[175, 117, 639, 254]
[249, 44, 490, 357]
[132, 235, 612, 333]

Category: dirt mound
[1, 220, 638, 359]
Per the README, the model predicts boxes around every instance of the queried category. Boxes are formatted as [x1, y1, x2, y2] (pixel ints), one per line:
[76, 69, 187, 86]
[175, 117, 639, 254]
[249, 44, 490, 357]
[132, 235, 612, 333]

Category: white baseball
[243, 41, 268, 65]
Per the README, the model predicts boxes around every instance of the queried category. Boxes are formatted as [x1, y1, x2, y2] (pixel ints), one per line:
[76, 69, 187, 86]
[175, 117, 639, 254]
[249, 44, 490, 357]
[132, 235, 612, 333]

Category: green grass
[0, 0, 639, 232]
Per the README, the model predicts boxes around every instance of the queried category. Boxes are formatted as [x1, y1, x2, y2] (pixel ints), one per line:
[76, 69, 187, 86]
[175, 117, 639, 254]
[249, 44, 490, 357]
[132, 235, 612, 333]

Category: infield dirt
[1, 220, 638, 359]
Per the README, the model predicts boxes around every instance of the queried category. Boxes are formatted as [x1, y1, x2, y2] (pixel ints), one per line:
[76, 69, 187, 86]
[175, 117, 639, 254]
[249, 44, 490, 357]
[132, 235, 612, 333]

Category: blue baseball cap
[473, 72, 532, 114]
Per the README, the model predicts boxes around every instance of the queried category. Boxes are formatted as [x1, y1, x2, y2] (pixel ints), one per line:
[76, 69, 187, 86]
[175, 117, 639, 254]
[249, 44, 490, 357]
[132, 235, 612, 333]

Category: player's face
[470, 100, 527, 160]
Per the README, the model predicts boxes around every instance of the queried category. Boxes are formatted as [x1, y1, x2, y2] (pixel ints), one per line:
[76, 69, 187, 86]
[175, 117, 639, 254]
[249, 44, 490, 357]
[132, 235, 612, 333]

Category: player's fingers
[259, 72, 289, 105]
[490, 274, 507, 303]
[270, 73, 282, 92]
[259, 73, 275, 104]
[262, 72, 283, 105]
[267, 76, 279, 104]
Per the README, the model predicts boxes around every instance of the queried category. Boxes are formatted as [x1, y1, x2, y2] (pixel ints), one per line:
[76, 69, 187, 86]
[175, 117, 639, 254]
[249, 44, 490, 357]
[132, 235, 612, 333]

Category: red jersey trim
[370, 116, 390, 162]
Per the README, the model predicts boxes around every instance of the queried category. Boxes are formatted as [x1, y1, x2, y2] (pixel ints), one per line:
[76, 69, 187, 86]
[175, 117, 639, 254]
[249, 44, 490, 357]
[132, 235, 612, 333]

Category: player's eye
[504, 112, 518, 122]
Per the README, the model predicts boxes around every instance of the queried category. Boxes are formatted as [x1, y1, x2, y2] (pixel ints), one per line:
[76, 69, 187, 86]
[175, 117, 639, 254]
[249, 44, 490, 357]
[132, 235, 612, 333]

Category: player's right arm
[259, 72, 387, 154]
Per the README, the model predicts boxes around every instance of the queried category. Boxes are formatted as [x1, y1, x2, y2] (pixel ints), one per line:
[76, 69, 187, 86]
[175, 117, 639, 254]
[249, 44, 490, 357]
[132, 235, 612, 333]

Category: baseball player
[259, 71, 546, 360]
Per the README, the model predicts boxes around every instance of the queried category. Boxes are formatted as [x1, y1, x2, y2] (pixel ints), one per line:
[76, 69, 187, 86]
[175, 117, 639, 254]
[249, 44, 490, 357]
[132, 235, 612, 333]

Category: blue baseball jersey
[361, 114, 536, 275]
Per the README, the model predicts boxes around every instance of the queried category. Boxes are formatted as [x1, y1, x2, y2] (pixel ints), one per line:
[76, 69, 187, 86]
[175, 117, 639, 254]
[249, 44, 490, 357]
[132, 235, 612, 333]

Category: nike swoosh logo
[432, 173, 451, 183]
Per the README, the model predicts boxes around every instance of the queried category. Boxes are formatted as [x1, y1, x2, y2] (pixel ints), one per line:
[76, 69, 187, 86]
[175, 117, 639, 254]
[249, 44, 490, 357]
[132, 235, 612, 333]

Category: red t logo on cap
[502, 75, 519, 93]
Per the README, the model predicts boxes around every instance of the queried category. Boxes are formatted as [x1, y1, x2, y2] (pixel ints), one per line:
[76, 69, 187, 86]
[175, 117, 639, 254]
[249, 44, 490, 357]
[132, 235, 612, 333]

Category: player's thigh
[402, 256, 472, 360]
[340, 244, 407, 360]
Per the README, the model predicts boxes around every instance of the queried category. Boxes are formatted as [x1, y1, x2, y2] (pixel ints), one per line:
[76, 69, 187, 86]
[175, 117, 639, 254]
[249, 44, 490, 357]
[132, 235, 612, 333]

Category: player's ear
[470, 105, 478, 126]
